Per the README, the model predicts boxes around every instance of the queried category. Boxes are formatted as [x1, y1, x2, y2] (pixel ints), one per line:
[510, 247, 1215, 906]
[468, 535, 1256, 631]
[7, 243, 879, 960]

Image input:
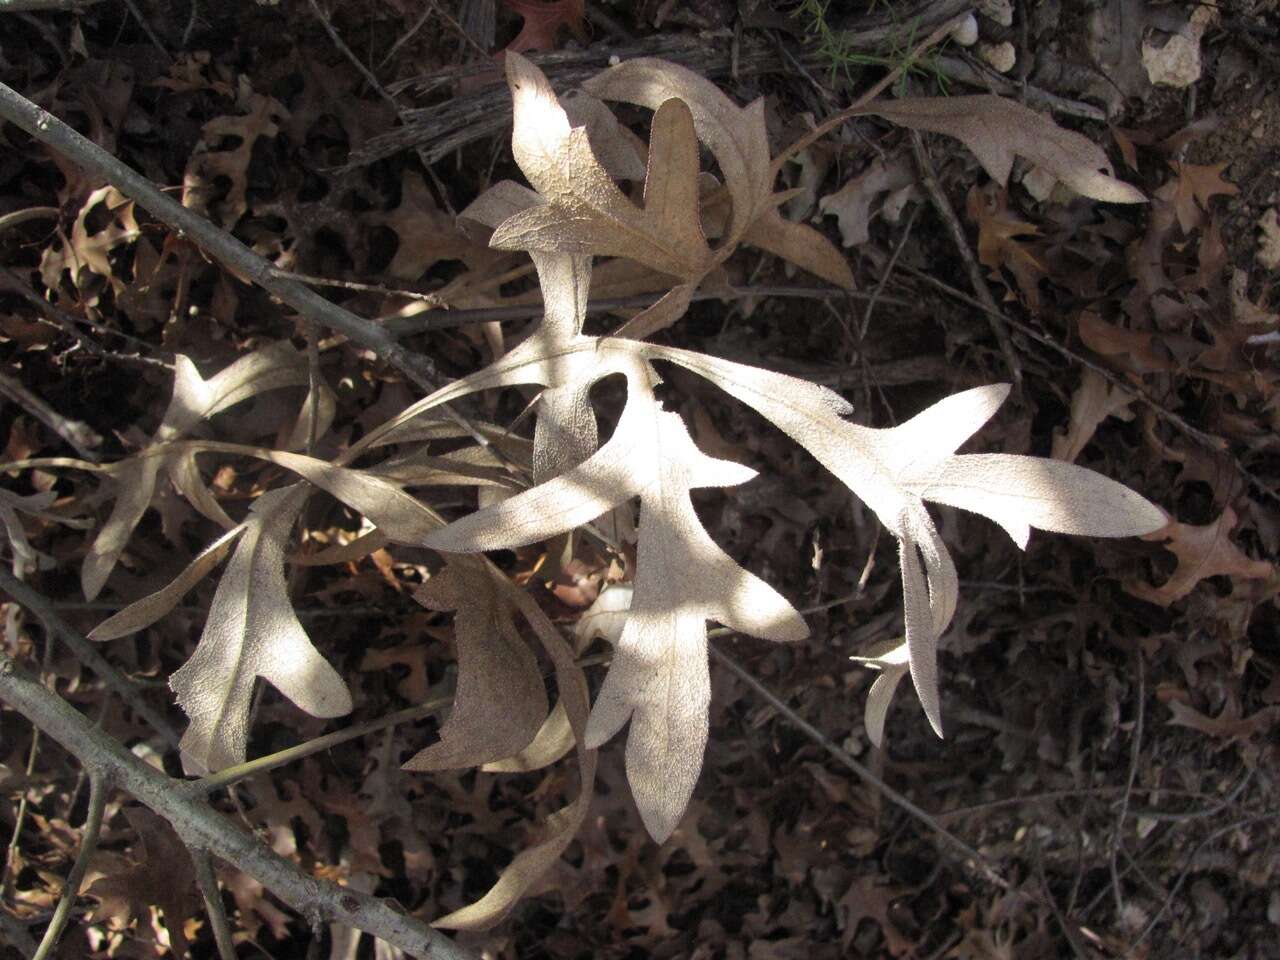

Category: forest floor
[1, 1, 1279, 958]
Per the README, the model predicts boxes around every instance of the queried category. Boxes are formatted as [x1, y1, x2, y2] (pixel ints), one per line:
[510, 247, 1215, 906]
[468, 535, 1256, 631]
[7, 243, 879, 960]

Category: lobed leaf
[169, 485, 352, 774]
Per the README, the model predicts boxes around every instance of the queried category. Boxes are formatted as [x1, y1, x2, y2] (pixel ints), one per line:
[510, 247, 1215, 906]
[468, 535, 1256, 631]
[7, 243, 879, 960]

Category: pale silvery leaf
[81, 344, 309, 599]
[169, 485, 352, 774]
[89, 524, 245, 642]
[583, 57, 773, 244]
[898, 454, 1169, 548]
[851, 641, 909, 748]
[426, 365, 807, 841]
[649, 347, 1164, 737]
[583, 57, 854, 288]
[492, 54, 711, 281]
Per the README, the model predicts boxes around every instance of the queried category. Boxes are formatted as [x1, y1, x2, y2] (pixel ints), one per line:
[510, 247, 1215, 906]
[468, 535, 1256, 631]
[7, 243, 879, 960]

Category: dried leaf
[402, 560, 548, 770]
[169, 486, 352, 774]
[491, 54, 712, 280]
[819, 155, 916, 247]
[503, 0, 586, 54]
[425, 360, 807, 840]
[432, 570, 597, 930]
[82, 343, 309, 599]
[482, 701, 576, 773]
[1125, 506, 1275, 606]
[86, 807, 200, 957]
[1051, 368, 1135, 463]
[89, 525, 245, 641]
[865, 96, 1145, 204]
[584, 56, 853, 288]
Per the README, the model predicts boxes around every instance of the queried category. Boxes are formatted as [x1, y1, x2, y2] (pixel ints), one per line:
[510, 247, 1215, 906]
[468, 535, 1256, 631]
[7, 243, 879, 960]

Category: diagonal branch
[0, 648, 480, 960]
[0, 81, 440, 394]
[0, 569, 182, 749]
[32, 771, 109, 960]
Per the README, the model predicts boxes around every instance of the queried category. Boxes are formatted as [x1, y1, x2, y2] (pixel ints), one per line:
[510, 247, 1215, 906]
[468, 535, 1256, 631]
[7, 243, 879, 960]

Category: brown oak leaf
[85, 808, 200, 957]
[1126, 505, 1274, 606]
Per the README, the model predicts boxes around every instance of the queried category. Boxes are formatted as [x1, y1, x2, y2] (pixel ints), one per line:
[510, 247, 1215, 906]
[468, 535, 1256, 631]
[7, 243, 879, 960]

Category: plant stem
[190, 698, 451, 795]
[0, 649, 479, 960]
[708, 641, 1010, 891]
[32, 771, 109, 960]
[191, 850, 238, 960]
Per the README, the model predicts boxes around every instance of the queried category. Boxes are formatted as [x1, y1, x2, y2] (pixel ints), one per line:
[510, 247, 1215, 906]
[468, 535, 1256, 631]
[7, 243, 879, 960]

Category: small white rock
[979, 41, 1017, 74]
[951, 13, 979, 47]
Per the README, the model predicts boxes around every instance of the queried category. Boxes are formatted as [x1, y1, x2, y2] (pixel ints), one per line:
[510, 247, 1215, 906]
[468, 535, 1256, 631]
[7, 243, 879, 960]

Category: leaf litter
[2, 5, 1279, 958]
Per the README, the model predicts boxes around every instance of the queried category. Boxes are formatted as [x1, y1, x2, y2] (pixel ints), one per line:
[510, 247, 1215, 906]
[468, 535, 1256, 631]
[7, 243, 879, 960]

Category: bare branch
[0, 80, 441, 394]
[191, 850, 238, 960]
[0, 650, 480, 960]
[0, 569, 182, 749]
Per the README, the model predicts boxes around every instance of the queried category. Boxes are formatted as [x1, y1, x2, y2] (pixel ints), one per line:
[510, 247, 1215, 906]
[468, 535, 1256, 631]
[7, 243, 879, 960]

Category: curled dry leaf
[85, 807, 201, 957]
[819, 154, 916, 248]
[490, 54, 711, 281]
[584, 55, 854, 289]
[432, 571, 597, 930]
[1052, 368, 1136, 463]
[402, 559, 548, 771]
[82, 342, 310, 600]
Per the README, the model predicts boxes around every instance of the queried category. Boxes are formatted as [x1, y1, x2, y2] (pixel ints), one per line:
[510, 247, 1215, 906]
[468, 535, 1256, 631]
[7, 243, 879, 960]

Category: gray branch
[0, 650, 478, 960]
[0, 80, 441, 394]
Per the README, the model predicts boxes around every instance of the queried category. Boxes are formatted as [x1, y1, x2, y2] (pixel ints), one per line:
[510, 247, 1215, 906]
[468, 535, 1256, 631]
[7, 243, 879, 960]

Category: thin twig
[191, 849, 237, 960]
[271, 268, 445, 305]
[1034, 846, 1090, 960]
[772, 10, 971, 174]
[118, 0, 171, 61]
[0, 206, 58, 231]
[860, 202, 922, 338]
[32, 771, 109, 960]
[0, 568, 182, 749]
[190, 698, 450, 795]
[306, 0, 456, 214]
[0, 265, 175, 368]
[384, 285, 913, 336]
[907, 129, 1022, 386]
[708, 641, 1009, 890]
[1130, 812, 1280, 952]
[0, 372, 103, 461]
[1108, 649, 1145, 920]
[0, 649, 480, 960]
[0, 80, 440, 393]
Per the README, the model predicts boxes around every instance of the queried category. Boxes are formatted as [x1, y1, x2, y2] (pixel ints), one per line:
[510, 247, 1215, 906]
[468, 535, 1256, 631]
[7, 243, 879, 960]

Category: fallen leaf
[819, 154, 916, 247]
[502, 0, 587, 54]
[86, 808, 200, 957]
[1052, 368, 1135, 463]
[965, 183, 1047, 310]
[1126, 506, 1275, 606]
[864, 95, 1145, 204]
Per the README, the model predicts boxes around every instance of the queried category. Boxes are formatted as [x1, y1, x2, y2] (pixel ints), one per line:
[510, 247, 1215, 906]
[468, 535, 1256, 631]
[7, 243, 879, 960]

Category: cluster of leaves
[0, 51, 1180, 939]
